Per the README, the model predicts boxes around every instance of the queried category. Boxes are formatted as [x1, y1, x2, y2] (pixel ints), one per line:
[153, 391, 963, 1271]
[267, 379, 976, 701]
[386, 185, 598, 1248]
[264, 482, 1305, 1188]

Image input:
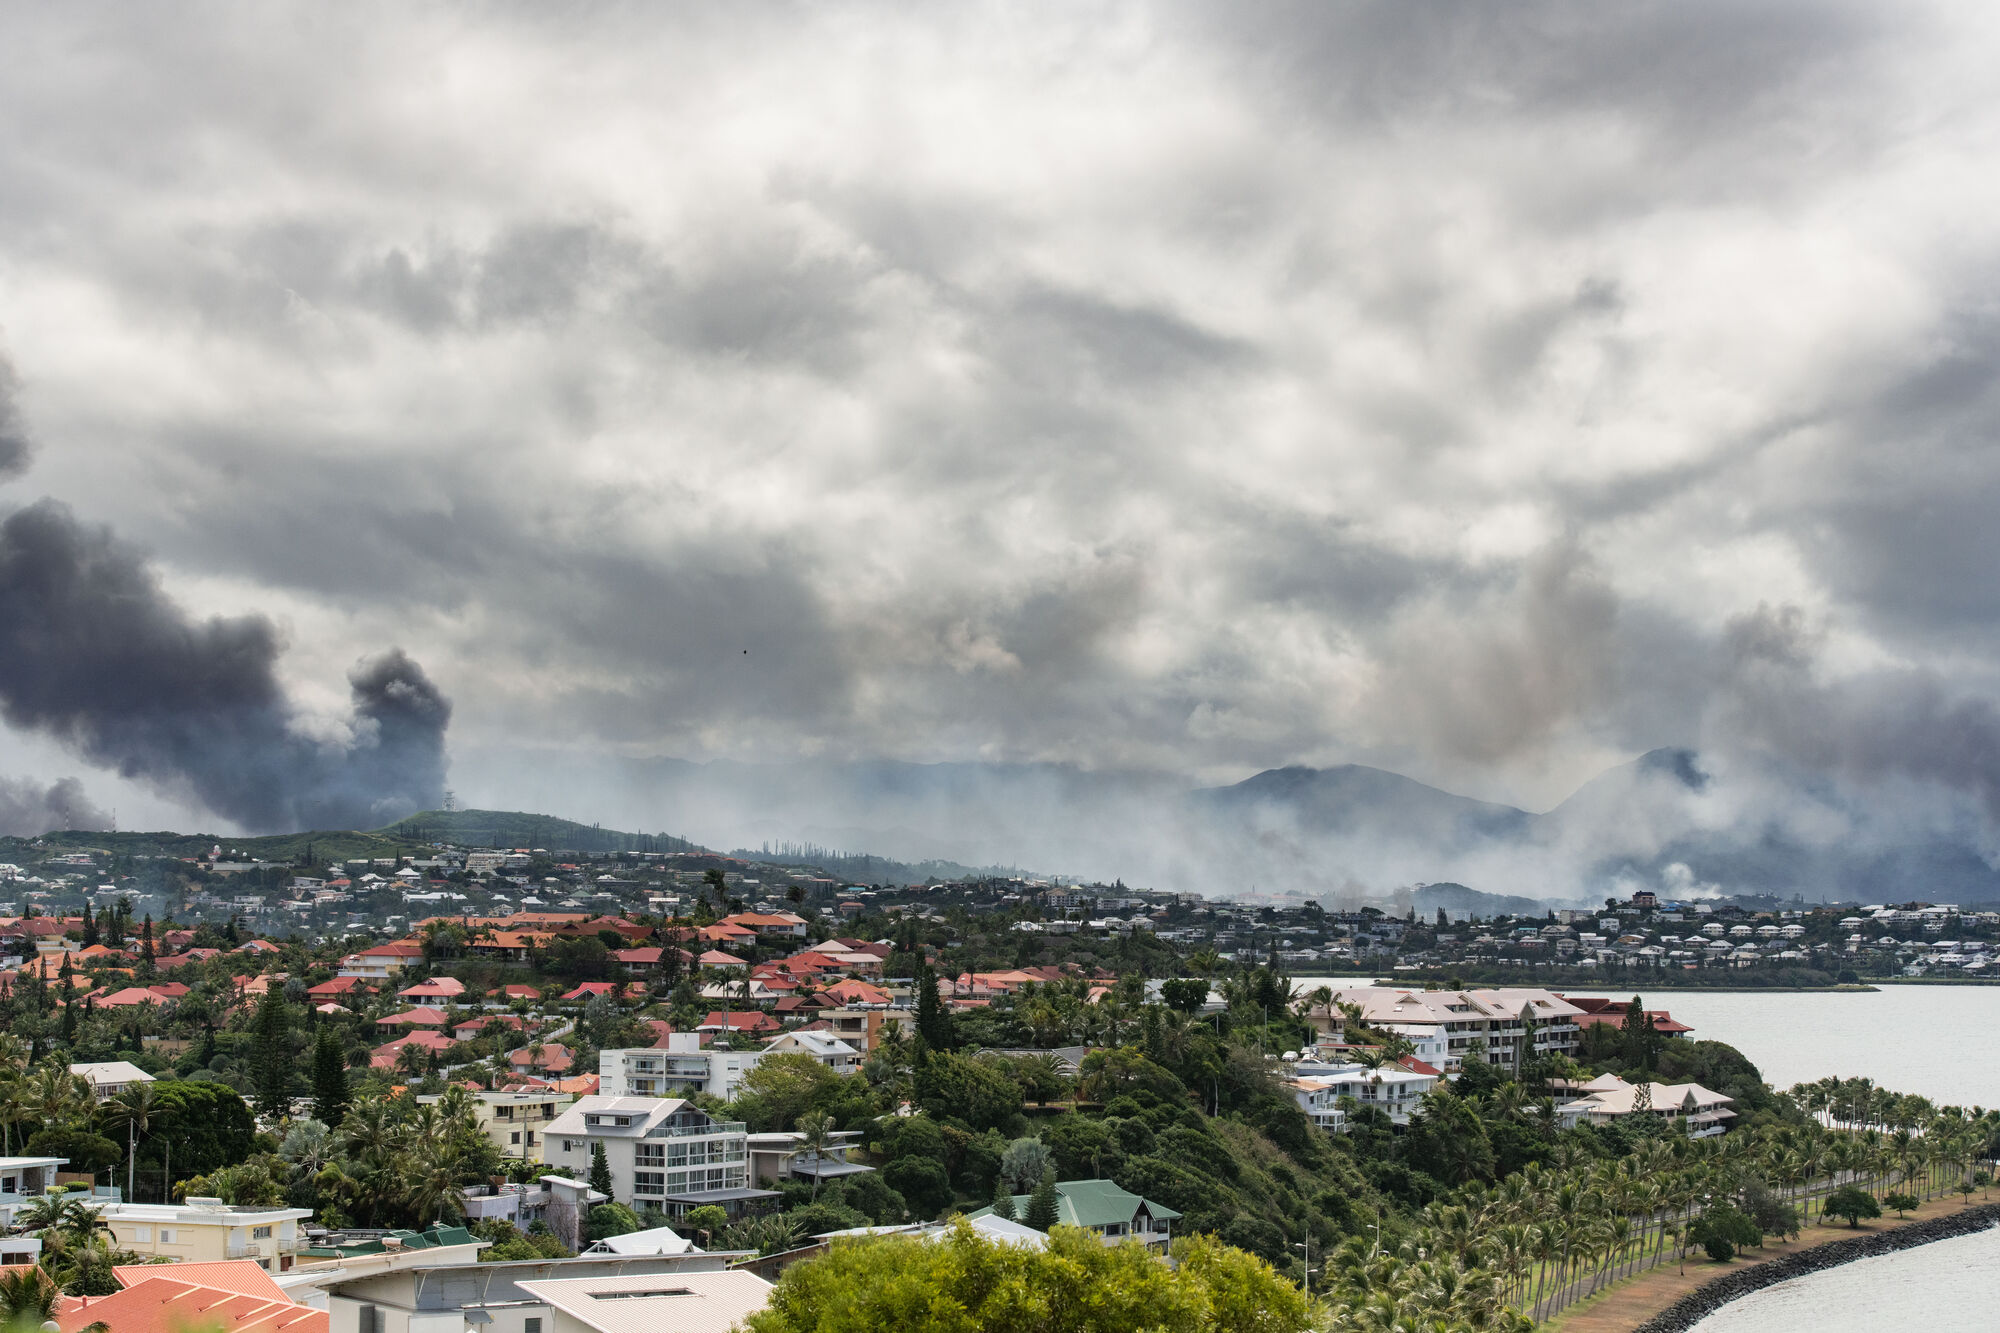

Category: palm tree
[106, 1080, 158, 1204]
[0, 1265, 59, 1321]
[795, 1109, 834, 1200]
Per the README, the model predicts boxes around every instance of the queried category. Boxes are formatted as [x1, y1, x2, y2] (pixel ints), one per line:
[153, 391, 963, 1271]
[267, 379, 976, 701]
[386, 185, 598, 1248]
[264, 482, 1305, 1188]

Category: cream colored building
[100, 1198, 314, 1272]
[416, 1089, 573, 1166]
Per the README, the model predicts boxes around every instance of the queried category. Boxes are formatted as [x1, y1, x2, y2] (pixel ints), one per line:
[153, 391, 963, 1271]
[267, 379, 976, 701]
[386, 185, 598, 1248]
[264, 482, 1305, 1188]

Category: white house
[70, 1060, 156, 1102]
[544, 1096, 772, 1218]
[1555, 1073, 1736, 1137]
[760, 1030, 861, 1075]
[517, 1271, 773, 1333]
[1288, 1059, 1441, 1129]
[598, 1036, 763, 1101]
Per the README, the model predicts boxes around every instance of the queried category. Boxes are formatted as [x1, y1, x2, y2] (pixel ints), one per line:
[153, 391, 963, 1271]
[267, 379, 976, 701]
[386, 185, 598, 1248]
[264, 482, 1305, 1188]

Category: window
[525, 1320, 542, 1333]
[133, 1226, 152, 1242]
[159, 1229, 178, 1243]
[511, 1132, 522, 1145]
[634, 1172, 665, 1194]
[359, 1307, 381, 1333]
[562, 1139, 579, 1153]
[253, 1226, 273, 1239]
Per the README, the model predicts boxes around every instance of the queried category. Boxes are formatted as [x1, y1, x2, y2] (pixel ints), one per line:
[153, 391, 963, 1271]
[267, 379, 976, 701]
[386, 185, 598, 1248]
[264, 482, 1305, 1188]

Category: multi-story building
[760, 1030, 861, 1074]
[100, 1198, 315, 1272]
[598, 1036, 762, 1101]
[417, 1089, 573, 1166]
[1307, 987, 1583, 1074]
[1287, 1059, 1441, 1129]
[544, 1096, 770, 1218]
[70, 1061, 157, 1102]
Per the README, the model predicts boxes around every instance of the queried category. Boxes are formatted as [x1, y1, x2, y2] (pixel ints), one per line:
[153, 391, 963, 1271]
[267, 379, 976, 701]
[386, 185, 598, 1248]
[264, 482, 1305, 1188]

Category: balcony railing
[648, 1121, 746, 1138]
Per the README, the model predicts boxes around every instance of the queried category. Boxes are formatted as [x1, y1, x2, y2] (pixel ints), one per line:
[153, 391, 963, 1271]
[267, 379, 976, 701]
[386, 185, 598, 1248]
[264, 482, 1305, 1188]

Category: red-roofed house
[338, 942, 423, 981]
[306, 976, 373, 999]
[370, 1030, 454, 1069]
[96, 986, 180, 1009]
[61, 1266, 326, 1333]
[397, 976, 466, 1001]
[507, 1042, 574, 1074]
[452, 1014, 531, 1042]
[496, 984, 542, 1001]
[696, 1010, 780, 1034]
[819, 978, 892, 1008]
[375, 1006, 449, 1029]
[698, 950, 748, 970]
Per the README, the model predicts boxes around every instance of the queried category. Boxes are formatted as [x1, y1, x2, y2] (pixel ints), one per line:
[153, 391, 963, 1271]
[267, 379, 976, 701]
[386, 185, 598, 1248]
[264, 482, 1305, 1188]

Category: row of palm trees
[1316, 1090, 1995, 1330]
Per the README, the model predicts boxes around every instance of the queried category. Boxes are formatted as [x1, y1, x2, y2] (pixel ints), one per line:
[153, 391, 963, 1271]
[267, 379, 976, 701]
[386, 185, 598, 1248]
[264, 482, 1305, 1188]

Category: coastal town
[0, 827, 1988, 1333]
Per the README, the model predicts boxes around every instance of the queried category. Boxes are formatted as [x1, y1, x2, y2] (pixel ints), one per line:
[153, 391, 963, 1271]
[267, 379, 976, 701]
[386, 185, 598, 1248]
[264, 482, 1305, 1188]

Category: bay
[1686, 1222, 2000, 1332]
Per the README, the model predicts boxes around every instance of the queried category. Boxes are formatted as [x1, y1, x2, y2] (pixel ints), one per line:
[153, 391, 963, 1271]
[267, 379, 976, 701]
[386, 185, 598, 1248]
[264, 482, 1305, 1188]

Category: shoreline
[1543, 1197, 2000, 1333]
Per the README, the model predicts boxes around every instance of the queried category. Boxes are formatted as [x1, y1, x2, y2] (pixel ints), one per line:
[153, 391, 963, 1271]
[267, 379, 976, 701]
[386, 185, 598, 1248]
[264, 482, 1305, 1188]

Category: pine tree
[1025, 1169, 1060, 1231]
[82, 911, 100, 948]
[140, 915, 156, 964]
[59, 957, 76, 1042]
[311, 1025, 349, 1126]
[914, 956, 953, 1051]
[253, 988, 291, 1119]
[991, 1177, 1016, 1220]
[589, 1141, 614, 1197]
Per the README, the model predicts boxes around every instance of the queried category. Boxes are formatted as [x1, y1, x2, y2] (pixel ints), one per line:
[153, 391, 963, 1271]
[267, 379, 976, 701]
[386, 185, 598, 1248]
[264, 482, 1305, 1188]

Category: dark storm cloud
[0, 775, 107, 836]
[0, 499, 449, 831]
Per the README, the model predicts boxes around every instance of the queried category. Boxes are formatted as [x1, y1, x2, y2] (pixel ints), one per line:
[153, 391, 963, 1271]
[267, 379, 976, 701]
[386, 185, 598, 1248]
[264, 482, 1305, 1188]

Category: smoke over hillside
[0, 351, 451, 835]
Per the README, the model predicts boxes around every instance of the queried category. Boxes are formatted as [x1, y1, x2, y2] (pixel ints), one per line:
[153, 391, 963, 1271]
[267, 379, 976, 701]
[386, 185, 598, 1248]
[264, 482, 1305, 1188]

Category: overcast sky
[4, 3, 2000, 837]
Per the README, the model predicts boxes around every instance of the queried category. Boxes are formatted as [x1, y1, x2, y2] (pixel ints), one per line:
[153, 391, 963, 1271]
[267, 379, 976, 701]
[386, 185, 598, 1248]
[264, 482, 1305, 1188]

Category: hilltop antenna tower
[442, 789, 460, 813]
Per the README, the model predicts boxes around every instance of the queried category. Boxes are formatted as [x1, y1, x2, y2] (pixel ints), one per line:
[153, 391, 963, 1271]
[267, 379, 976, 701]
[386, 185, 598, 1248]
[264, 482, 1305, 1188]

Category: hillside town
[0, 834, 1988, 1333]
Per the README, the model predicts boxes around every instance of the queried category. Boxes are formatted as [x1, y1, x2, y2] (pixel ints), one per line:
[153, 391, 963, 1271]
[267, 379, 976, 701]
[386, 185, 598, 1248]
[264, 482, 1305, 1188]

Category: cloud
[0, 775, 107, 837]
[0, 3, 1997, 860]
[0, 350, 29, 481]
[0, 499, 449, 831]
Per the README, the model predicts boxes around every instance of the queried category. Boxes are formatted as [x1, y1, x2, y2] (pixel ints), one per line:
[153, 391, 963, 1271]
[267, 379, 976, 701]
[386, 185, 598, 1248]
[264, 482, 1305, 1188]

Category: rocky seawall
[1630, 1204, 2000, 1333]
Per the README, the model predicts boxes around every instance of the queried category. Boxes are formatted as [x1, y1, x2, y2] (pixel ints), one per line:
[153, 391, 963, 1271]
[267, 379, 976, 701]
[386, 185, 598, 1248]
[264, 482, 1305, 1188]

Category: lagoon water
[1292, 978, 2000, 1109]
[1686, 1222, 2000, 1332]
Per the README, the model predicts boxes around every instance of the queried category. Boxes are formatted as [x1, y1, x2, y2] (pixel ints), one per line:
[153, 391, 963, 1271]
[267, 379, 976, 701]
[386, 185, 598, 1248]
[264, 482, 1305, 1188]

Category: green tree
[252, 988, 293, 1119]
[733, 1053, 841, 1132]
[991, 1176, 1016, 1220]
[914, 955, 954, 1051]
[1883, 1191, 1919, 1217]
[1026, 1169, 1061, 1231]
[1825, 1184, 1882, 1228]
[746, 1220, 1308, 1333]
[312, 1025, 350, 1126]
[589, 1141, 614, 1197]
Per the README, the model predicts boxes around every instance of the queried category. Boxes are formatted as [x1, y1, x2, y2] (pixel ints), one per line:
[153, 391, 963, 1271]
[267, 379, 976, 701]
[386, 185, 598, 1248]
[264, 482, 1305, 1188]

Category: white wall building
[545, 1096, 770, 1218]
[760, 1030, 861, 1075]
[1288, 1060, 1441, 1128]
[71, 1060, 157, 1102]
[598, 1036, 763, 1101]
[1309, 987, 1584, 1073]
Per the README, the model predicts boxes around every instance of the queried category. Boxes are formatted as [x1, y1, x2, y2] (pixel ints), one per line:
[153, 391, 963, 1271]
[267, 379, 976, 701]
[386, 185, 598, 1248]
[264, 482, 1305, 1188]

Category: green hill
[5, 826, 425, 864]
[374, 808, 706, 855]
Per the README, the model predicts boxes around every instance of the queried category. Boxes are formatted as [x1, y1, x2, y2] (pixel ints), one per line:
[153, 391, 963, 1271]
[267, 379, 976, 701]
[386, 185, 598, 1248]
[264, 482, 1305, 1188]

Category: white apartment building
[598, 1035, 762, 1101]
[1288, 1060, 1441, 1129]
[1311, 987, 1584, 1074]
[544, 1096, 771, 1218]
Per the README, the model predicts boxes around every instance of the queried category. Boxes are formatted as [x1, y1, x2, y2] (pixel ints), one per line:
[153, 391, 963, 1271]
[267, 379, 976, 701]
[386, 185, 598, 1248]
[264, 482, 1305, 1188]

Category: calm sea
[1686, 1222, 2000, 1332]
[1290, 978, 2000, 1109]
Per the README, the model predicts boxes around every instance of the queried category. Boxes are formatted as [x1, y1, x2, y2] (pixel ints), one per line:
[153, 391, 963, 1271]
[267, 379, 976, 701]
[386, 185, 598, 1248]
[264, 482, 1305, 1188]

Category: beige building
[100, 1198, 314, 1272]
[417, 1089, 573, 1166]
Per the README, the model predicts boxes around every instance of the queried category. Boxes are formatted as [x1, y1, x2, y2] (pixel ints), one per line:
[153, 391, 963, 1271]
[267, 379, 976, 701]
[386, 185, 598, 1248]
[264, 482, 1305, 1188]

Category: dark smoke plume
[0, 775, 108, 836]
[0, 498, 450, 831]
[0, 352, 29, 480]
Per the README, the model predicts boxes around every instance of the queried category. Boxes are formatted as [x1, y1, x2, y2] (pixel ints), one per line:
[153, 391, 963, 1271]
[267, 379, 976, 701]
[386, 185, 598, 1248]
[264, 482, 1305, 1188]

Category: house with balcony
[417, 1088, 573, 1166]
[599, 1036, 763, 1101]
[544, 1096, 773, 1218]
[759, 1030, 861, 1074]
[100, 1197, 315, 1272]
[1554, 1073, 1736, 1137]
[1288, 1057, 1441, 1129]
[966, 1179, 1179, 1253]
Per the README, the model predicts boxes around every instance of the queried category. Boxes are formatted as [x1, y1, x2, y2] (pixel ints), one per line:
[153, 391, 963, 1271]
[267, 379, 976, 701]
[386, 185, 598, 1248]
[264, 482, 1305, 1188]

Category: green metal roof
[968, 1178, 1181, 1230]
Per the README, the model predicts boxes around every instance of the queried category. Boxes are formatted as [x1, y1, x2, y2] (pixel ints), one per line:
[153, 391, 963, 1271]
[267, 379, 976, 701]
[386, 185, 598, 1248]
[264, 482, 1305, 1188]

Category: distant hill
[376, 808, 705, 856]
[1196, 765, 1531, 848]
[1396, 881, 1563, 919]
[1, 826, 424, 864]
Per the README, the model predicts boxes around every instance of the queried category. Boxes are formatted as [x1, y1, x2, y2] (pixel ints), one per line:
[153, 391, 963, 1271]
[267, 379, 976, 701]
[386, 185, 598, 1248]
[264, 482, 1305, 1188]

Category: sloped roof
[112, 1261, 285, 1302]
[56, 1275, 326, 1333]
[972, 1178, 1182, 1230]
